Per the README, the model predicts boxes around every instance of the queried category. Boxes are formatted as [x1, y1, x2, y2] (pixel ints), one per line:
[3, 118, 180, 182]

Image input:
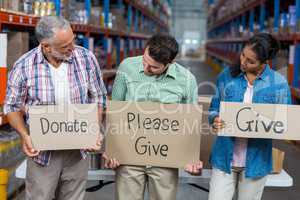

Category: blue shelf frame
[51, 0, 166, 71]
[207, 0, 300, 100]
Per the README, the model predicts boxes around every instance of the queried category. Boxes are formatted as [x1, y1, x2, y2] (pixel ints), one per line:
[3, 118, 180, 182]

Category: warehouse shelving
[0, 0, 171, 196]
[0, 0, 172, 127]
[124, 0, 169, 30]
[207, 0, 267, 32]
[206, 0, 300, 102]
[0, 10, 151, 39]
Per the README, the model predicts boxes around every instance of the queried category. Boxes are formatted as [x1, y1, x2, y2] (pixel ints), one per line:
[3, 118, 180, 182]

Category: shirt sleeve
[88, 51, 107, 108]
[4, 63, 27, 114]
[112, 61, 127, 101]
[185, 75, 198, 104]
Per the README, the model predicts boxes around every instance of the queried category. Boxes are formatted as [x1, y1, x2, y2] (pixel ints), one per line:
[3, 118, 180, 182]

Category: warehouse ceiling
[171, 0, 207, 54]
[172, 0, 207, 18]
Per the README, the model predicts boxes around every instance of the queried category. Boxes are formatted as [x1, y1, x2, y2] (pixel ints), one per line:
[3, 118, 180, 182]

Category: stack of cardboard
[0, 0, 21, 12]
[90, 6, 104, 26]
[7, 32, 29, 70]
[111, 8, 126, 30]
[0, 32, 29, 113]
[272, 148, 285, 174]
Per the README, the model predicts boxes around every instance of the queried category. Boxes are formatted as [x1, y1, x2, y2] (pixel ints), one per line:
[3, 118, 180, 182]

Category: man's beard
[51, 50, 72, 61]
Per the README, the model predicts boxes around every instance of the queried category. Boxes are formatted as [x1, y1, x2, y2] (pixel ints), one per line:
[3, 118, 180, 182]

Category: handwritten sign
[219, 102, 300, 140]
[29, 104, 100, 150]
[105, 101, 202, 168]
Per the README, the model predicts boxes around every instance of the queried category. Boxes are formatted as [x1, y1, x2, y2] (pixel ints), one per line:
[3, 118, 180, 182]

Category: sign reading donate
[219, 102, 300, 140]
[29, 104, 99, 150]
[105, 101, 202, 168]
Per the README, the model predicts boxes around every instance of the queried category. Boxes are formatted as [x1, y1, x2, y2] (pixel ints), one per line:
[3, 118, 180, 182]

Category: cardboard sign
[29, 104, 100, 150]
[219, 102, 300, 140]
[105, 101, 202, 168]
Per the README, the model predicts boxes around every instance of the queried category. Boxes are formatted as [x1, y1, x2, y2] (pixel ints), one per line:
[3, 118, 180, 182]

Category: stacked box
[7, 32, 29, 71]
[111, 8, 126, 30]
[90, 6, 103, 26]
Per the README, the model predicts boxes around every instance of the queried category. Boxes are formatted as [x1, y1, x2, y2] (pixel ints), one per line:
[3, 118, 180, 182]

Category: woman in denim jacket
[208, 33, 291, 200]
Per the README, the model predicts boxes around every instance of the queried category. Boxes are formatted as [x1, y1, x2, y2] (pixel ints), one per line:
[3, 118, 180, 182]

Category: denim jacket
[208, 65, 291, 178]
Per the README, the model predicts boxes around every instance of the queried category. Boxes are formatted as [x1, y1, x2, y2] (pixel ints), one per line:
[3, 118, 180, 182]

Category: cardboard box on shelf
[111, 8, 126, 30]
[90, 6, 103, 26]
[60, 0, 70, 19]
[2, 0, 26, 12]
[1, 0, 9, 10]
[7, 32, 29, 71]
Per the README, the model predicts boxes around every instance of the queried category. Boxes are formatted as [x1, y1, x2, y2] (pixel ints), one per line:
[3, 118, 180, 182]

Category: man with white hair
[4, 16, 107, 200]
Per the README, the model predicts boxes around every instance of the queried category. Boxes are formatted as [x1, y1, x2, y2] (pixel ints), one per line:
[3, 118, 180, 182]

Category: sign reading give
[219, 102, 300, 140]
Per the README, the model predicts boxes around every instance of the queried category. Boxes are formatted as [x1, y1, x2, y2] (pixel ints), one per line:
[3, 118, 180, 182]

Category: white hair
[35, 16, 71, 43]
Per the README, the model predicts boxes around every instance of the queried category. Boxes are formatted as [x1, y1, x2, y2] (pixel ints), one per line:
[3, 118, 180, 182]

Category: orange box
[0, 67, 7, 105]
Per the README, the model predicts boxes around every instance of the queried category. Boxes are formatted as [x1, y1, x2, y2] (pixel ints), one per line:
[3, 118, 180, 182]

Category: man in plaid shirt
[4, 16, 107, 200]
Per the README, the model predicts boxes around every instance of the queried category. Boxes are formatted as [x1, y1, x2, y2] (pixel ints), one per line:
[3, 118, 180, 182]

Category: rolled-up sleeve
[4, 63, 27, 114]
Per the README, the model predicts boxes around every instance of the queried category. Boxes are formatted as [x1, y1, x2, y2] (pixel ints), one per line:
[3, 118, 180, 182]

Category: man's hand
[184, 160, 203, 175]
[102, 153, 120, 169]
[212, 116, 225, 133]
[21, 135, 40, 157]
[86, 134, 104, 152]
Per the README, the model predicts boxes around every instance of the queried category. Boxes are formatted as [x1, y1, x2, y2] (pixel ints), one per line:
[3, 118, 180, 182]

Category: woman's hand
[212, 116, 225, 132]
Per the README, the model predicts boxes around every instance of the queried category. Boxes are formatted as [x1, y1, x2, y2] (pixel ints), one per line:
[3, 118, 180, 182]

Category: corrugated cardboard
[90, 6, 103, 26]
[7, 32, 29, 71]
[111, 8, 126, 30]
[272, 148, 285, 174]
[1, 0, 20, 11]
[201, 100, 286, 171]
[105, 101, 202, 168]
[219, 102, 300, 140]
[29, 104, 100, 151]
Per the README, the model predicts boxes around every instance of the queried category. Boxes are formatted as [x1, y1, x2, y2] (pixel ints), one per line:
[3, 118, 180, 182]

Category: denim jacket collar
[237, 64, 271, 82]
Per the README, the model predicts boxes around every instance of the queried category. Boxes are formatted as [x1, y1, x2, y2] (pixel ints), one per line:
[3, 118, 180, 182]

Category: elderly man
[107, 34, 202, 200]
[4, 16, 107, 200]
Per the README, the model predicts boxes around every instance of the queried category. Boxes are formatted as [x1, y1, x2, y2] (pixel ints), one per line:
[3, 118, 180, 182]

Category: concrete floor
[15, 58, 300, 200]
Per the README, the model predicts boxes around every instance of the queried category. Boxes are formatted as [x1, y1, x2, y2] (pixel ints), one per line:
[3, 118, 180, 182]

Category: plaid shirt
[4, 45, 107, 166]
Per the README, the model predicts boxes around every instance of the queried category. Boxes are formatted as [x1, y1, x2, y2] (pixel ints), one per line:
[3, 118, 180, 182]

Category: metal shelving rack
[206, 0, 300, 101]
[0, 0, 172, 126]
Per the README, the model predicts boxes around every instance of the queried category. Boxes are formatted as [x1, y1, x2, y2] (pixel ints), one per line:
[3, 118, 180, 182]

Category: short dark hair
[230, 33, 280, 77]
[146, 34, 179, 66]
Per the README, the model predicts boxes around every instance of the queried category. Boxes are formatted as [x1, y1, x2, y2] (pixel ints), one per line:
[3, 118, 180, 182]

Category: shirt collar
[36, 45, 73, 64]
[258, 64, 271, 81]
[165, 64, 177, 79]
[237, 64, 271, 82]
[139, 62, 177, 79]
